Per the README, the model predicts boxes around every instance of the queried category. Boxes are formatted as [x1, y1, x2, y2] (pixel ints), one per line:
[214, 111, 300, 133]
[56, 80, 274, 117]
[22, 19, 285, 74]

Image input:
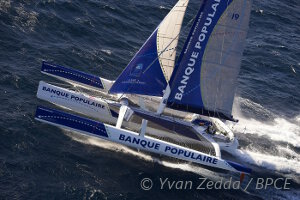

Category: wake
[65, 132, 224, 181]
[230, 97, 300, 176]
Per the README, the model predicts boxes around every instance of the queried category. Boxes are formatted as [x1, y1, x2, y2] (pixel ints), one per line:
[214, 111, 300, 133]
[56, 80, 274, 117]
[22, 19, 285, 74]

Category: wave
[65, 131, 224, 181]
[230, 97, 300, 177]
[231, 97, 300, 148]
[234, 149, 300, 175]
[100, 49, 112, 56]
[66, 132, 154, 162]
[0, 0, 11, 13]
[296, 115, 300, 123]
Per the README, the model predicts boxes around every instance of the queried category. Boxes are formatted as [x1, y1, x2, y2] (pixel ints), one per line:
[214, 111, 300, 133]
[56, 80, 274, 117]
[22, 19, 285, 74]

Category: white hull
[35, 106, 251, 174]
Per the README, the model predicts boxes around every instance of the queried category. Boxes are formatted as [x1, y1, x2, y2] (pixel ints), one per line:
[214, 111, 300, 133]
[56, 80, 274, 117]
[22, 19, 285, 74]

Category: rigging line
[74, 85, 84, 94]
[134, 47, 177, 58]
[142, 15, 196, 75]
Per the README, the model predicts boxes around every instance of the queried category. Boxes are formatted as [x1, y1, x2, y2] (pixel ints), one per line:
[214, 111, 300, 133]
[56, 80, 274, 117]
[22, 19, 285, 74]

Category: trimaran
[35, 0, 253, 174]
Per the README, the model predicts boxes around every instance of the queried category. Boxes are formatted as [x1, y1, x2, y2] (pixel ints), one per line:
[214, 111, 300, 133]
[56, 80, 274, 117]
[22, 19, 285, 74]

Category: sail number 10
[231, 13, 240, 20]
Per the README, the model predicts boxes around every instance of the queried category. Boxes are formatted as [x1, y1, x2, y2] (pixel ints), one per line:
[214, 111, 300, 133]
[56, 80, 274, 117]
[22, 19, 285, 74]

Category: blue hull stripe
[35, 106, 109, 138]
[227, 161, 252, 174]
[41, 61, 104, 89]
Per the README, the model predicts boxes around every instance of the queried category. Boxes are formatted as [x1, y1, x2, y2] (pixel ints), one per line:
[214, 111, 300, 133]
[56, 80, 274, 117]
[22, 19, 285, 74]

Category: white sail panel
[157, 0, 190, 82]
[200, 0, 252, 114]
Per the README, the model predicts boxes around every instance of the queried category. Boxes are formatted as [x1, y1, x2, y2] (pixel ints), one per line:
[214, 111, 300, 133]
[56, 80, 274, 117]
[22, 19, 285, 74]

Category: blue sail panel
[109, 29, 167, 97]
[167, 0, 251, 121]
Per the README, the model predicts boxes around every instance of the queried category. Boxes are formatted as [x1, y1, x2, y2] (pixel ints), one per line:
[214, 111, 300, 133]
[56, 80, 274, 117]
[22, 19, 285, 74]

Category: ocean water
[0, 0, 299, 199]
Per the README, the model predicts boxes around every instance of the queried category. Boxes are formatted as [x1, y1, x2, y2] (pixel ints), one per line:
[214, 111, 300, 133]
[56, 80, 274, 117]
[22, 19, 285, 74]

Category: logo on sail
[174, 0, 220, 101]
[130, 63, 144, 77]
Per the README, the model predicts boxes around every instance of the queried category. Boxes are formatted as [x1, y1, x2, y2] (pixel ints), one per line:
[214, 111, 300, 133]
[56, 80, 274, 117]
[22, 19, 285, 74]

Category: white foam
[67, 132, 154, 162]
[159, 6, 169, 10]
[0, 1, 11, 13]
[230, 97, 300, 178]
[65, 131, 223, 180]
[231, 97, 300, 148]
[235, 117, 299, 147]
[100, 49, 112, 55]
[296, 115, 300, 123]
[277, 146, 300, 159]
[234, 149, 300, 175]
[14, 4, 38, 32]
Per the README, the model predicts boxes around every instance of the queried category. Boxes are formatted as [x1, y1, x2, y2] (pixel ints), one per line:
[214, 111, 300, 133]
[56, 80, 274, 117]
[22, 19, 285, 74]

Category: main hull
[35, 106, 251, 174]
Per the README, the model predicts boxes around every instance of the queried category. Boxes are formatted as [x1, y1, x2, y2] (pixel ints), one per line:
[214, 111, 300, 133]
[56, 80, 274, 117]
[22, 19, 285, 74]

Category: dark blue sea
[0, 0, 299, 199]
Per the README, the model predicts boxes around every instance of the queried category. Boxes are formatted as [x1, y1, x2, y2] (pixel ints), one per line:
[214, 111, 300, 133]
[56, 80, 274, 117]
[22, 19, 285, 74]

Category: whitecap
[65, 131, 225, 181]
[0, 0, 11, 13]
[234, 149, 300, 176]
[100, 49, 112, 56]
[14, 4, 38, 32]
[231, 97, 300, 148]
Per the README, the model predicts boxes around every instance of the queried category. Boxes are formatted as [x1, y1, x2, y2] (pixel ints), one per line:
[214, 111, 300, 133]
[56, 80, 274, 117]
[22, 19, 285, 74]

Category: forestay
[109, 0, 189, 96]
[167, 0, 252, 121]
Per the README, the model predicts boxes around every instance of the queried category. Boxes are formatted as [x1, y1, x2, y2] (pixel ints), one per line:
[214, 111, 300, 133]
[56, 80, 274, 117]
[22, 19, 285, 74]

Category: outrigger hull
[35, 106, 251, 174]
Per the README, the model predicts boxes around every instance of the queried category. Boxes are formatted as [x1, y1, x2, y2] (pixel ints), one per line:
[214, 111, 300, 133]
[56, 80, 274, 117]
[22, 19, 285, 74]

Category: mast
[157, 85, 171, 114]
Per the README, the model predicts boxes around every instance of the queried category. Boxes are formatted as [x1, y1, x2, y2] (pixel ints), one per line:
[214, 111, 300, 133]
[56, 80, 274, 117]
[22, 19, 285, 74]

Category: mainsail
[109, 0, 190, 96]
[167, 0, 252, 121]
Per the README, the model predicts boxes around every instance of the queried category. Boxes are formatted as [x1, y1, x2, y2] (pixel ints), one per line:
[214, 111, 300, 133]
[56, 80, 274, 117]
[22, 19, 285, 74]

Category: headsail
[167, 0, 252, 121]
[157, 0, 190, 82]
[109, 0, 190, 96]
